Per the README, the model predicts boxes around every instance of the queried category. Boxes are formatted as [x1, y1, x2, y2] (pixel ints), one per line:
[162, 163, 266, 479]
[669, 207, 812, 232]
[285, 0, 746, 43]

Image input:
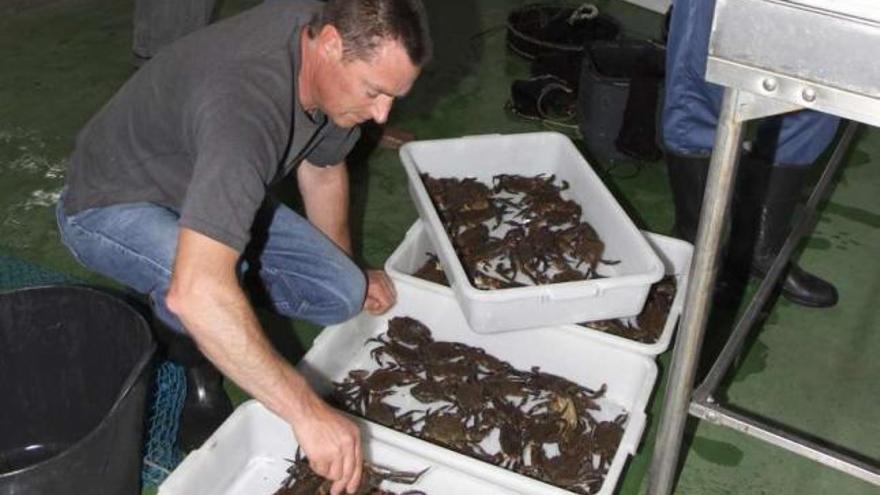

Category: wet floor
[1, 1, 877, 494]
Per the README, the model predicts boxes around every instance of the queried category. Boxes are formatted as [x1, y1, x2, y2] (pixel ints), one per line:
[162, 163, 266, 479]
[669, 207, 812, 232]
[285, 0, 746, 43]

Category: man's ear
[317, 24, 344, 62]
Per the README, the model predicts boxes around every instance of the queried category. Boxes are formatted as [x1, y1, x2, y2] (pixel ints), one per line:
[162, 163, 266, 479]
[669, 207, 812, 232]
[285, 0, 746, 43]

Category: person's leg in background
[731, 110, 840, 307]
[662, 0, 722, 243]
[132, 0, 217, 66]
[661, 0, 839, 307]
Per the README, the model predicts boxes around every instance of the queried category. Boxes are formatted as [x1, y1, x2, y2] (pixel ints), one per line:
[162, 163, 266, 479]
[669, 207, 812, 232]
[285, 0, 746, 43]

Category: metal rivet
[802, 87, 817, 102]
[762, 78, 778, 92]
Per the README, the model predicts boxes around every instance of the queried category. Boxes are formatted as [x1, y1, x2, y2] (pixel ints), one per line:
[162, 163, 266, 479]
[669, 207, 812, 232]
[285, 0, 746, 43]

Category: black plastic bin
[506, 3, 620, 59]
[577, 39, 666, 163]
[0, 286, 155, 495]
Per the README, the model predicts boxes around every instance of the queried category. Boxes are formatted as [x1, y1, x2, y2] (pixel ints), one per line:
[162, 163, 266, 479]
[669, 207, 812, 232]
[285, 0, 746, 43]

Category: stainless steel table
[647, 1, 880, 493]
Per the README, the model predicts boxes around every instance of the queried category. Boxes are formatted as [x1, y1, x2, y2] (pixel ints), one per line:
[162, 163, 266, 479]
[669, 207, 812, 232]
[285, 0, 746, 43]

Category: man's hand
[363, 269, 396, 314]
[290, 393, 363, 495]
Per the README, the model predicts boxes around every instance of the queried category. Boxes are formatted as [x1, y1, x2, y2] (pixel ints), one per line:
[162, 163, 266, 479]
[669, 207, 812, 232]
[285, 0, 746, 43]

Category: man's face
[313, 27, 421, 128]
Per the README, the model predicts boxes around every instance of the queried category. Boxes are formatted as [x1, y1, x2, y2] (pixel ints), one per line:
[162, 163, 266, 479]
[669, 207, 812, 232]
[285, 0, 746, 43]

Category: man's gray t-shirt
[64, 0, 360, 252]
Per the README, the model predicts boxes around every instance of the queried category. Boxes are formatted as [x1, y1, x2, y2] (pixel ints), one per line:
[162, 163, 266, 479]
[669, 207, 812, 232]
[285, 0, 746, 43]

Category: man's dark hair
[308, 0, 432, 67]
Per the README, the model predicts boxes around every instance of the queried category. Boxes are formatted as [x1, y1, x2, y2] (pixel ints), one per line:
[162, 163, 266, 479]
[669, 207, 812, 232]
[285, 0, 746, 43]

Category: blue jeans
[662, 0, 840, 165]
[56, 192, 366, 334]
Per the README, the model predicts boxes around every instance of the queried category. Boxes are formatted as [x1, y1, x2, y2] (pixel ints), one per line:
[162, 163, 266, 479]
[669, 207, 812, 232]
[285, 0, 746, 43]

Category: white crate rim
[385, 221, 693, 356]
[399, 131, 666, 332]
[160, 401, 517, 495]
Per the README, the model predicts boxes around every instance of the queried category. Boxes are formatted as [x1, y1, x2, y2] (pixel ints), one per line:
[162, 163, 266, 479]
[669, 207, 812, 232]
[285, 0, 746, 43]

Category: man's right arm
[165, 227, 363, 495]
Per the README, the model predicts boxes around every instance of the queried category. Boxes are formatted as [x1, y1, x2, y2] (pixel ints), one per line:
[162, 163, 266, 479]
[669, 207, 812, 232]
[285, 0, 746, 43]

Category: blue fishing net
[141, 360, 187, 486]
[0, 254, 72, 290]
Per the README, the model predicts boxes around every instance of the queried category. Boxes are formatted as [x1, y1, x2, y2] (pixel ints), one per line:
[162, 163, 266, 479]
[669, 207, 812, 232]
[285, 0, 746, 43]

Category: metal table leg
[646, 87, 745, 495]
[693, 120, 861, 402]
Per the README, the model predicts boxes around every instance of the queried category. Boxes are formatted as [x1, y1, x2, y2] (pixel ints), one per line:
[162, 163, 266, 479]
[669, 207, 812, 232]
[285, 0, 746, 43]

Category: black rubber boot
[666, 153, 710, 243]
[177, 363, 233, 451]
[153, 322, 234, 451]
[731, 161, 838, 308]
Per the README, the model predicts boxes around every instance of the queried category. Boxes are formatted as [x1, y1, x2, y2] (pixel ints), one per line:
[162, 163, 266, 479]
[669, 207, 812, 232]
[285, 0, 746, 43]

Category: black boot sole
[781, 289, 838, 308]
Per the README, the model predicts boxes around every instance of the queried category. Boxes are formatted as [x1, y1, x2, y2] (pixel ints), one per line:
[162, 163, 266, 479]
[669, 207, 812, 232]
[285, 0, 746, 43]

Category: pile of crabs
[331, 317, 626, 495]
[420, 173, 615, 289]
[414, 171, 678, 344]
[274, 451, 428, 495]
[273, 173, 674, 493]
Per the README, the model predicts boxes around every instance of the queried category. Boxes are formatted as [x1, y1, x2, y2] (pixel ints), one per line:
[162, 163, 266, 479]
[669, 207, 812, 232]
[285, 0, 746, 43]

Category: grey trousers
[132, 0, 217, 58]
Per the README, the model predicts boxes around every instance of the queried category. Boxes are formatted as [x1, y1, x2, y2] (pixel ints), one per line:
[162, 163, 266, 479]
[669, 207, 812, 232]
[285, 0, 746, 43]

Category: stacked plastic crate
[160, 132, 692, 495]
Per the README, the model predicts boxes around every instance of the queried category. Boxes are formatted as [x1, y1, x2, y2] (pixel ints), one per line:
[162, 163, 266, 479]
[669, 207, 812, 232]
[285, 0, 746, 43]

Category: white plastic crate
[298, 283, 658, 495]
[385, 221, 693, 355]
[158, 401, 510, 495]
[560, 231, 692, 355]
[399, 131, 665, 332]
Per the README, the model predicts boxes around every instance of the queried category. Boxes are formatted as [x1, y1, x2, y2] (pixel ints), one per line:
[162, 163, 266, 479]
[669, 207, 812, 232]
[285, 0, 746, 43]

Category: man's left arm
[297, 159, 396, 314]
[297, 159, 352, 254]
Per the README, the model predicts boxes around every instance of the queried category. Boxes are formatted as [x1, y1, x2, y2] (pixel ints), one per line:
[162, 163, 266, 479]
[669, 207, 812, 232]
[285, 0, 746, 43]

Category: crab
[411, 253, 449, 286]
[385, 316, 434, 347]
[274, 451, 429, 495]
[418, 407, 492, 459]
[367, 335, 422, 369]
[591, 413, 627, 468]
[492, 173, 566, 197]
[334, 368, 419, 413]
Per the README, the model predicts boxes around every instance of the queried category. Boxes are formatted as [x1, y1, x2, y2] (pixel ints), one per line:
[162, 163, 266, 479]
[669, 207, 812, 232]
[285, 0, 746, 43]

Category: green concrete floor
[1, 0, 878, 494]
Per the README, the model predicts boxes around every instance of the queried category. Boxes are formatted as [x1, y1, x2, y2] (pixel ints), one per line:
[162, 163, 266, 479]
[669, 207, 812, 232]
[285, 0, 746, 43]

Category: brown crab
[274, 451, 429, 495]
[591, 413, 627, 468]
